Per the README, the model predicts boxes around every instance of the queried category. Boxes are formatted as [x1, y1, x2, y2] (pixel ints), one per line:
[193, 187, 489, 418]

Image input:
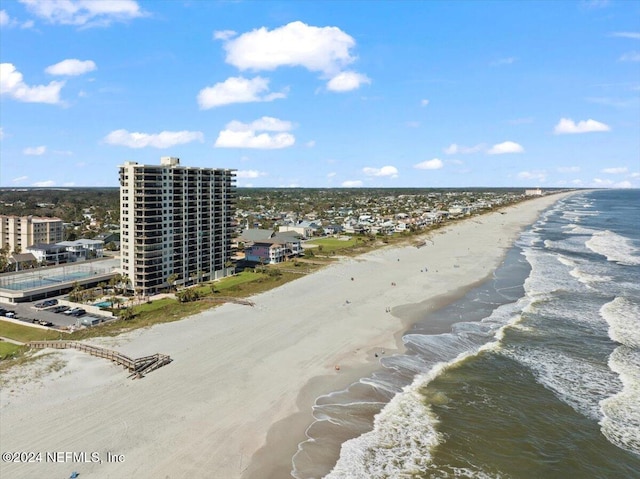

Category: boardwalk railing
[28, 340, 172, 379]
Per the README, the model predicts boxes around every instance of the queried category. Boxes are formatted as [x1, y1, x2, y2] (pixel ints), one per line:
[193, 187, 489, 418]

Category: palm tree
[119, 307, 135, 321]
[167, 273, 178, 292]
[120, 274, 130, 295]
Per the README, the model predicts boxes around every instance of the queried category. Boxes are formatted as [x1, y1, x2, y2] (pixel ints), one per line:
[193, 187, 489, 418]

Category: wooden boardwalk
[28, 340, 172, 379]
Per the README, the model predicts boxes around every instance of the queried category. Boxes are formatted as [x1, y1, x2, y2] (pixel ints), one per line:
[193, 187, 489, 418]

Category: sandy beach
[0, 192, 574, 479]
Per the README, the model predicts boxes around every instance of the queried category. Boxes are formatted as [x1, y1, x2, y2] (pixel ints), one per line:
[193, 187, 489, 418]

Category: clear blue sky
[1, 0, 639, 188]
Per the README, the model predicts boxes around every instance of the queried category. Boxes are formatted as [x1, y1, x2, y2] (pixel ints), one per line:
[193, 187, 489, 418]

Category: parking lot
[0, 296, 114, 330]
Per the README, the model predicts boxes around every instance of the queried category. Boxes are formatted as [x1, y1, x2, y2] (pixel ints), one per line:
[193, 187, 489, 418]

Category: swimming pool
[94, 301, 113, 308]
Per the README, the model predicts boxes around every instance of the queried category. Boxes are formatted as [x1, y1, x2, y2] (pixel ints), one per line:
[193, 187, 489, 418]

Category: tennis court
[0, 259, 120, 293]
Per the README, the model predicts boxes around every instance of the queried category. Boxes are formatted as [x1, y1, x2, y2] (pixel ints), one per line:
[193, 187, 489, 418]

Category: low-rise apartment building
[0, 215, 64, 254]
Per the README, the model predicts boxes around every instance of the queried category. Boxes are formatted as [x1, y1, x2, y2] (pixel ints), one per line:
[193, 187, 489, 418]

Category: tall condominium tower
[119, 157, 236, 295]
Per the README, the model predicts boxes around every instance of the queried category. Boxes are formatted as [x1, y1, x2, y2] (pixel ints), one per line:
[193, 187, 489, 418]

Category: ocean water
[293, 189, 640, 479]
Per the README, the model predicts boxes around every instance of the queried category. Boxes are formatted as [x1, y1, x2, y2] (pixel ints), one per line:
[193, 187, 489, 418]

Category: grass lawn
[0, 341, 24, 360]
[69, 270, 304, 340]
[0, 320, 62, 343]
[306, 236, 359, 253]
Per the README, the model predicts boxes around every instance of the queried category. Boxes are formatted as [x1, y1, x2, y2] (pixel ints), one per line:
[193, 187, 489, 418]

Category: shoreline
[0, 192, 578, 479]
[244, 280, 490, 479]
[242, 193, 576, 479]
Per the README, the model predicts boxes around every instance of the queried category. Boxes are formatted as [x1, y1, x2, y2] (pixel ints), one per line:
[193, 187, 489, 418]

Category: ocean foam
[324, 372, 445, 479]
[586, 230, 640, 266]
[569, 267, 612, 286]
[600, 297, 640, 349]
[503, 346, 620, 420]
[600, 346, 640, 456]
[563, 223, 598, 235]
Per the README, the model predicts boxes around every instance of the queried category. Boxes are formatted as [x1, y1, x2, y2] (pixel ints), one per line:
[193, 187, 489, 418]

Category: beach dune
[0, 193, 571, 479]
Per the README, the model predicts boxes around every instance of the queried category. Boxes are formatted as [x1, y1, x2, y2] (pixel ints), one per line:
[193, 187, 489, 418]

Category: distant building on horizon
[119, 156, 236, 295]
[0, 215, 64, 254]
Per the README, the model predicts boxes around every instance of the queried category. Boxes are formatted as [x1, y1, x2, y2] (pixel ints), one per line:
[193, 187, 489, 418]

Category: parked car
[53, 305, 70, 313]
[71, 309, 86, 317]
[64, 307, 81, 315]
[5, 312, 16, 319]
[35, 299, 58, 308]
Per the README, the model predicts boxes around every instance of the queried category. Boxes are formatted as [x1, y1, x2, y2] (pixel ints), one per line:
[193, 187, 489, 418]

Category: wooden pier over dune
[28, 341, 172, 379]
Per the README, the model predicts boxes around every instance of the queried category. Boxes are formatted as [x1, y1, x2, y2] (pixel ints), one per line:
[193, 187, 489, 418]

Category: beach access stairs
[28, 340, 172, 379]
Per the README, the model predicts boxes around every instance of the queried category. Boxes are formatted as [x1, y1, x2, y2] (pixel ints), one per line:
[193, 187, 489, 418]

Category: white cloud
[610, 32, 640, 40]
[32, 180, 55, 187]
[0, 9, 32, 28]
[363, 166, 398, 177]
[487, 141, 524, 154]
[223, 21, 356, 74]
[557, 166, 581, 173]
[0, 127, 4, 140]
[214, 117, 295, 149]
[238, 117, 293, 132]
[554, 118, 610, 134]
[305, 140, 316, 148]
[23, 145, 46, 155]
[580, 0, 610, 9]
[45, 59, 96, 76]
[213, 29, 236, 40]
[104, 129, 204, 148]
[491, 57, 517, 66]
[327, 71, 370, 92]
[615, 181, 633, 188]
[236, 170, 267, 179]
[421, 99, 429, 106]
[443, 143, 484, 155]
[197, 76, 286, 109]
[342, 180, 363, 187]
[414, 158, 444, 170]
[619, 51, 640, 62]
[327, 172, 336, 178]
[19, 0, 145, 27]
[1, 63, 64, 103]
[602, 167, 628, 174]
[517, 170, 546, 181]
[220, 21, 368, 91]
[593, 178, 614, 186]
[12, 175, 28, 183]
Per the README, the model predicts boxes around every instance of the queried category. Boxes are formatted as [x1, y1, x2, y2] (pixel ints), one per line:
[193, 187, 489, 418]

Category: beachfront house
[7, 252, 38, 271]
[278, 220, 321, 239]
[240, 228, 303, 264]
[57, 239, 105, 261]
[26, 243, 68, 265]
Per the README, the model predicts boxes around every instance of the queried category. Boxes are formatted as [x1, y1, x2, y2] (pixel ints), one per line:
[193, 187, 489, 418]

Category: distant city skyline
[1, 0, 639, 189]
